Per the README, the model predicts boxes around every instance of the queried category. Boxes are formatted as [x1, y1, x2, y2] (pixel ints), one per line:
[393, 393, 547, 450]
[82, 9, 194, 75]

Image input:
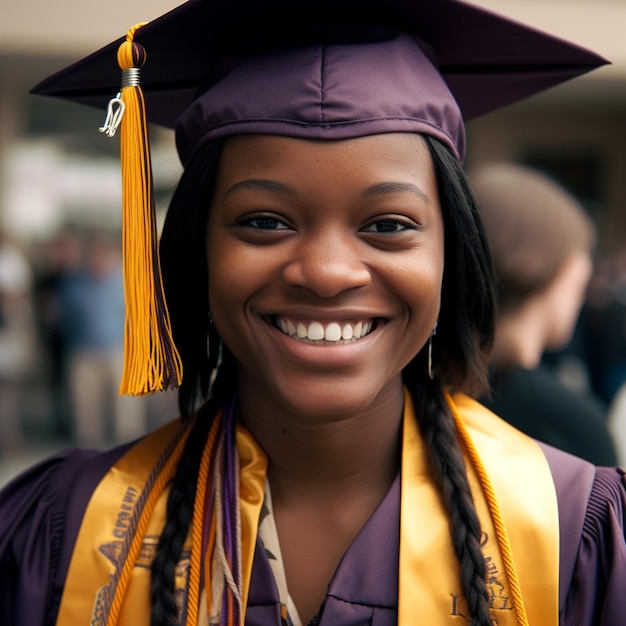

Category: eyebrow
[361, 181, 431, 203]
[222, 179, 293, 199]
[221, 178, 431, 202]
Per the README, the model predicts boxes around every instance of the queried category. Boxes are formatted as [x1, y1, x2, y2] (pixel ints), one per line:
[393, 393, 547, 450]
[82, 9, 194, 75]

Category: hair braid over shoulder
[402, 138, 497, 625]
[409, 380, 492, 626]
[149, 399, 216, 626]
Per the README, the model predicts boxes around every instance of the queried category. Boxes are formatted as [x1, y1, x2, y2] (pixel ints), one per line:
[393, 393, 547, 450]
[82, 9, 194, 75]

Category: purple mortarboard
[33, 0, 607, 162]
[31, 0, 607, 395]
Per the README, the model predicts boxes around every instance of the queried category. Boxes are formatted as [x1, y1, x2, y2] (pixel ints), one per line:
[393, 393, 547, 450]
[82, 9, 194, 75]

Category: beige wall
[0, 0, 176, 55]
[471, 0, 626, 80]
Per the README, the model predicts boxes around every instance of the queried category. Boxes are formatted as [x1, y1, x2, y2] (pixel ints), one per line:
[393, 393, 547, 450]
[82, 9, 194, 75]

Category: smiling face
[206, 133, 444, 421]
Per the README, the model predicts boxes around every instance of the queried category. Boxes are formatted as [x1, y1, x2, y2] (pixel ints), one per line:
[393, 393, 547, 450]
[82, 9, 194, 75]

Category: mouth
[269, 315, 378, 345]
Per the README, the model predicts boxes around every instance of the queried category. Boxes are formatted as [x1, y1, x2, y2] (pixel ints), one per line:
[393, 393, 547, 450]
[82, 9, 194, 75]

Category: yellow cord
[105, 424, 191, 626]
[186, 414, 222, 626]
[445, 391, 530, 626]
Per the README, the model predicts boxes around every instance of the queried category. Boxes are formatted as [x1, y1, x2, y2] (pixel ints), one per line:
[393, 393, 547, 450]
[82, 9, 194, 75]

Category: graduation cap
[31, 0, 607, 396]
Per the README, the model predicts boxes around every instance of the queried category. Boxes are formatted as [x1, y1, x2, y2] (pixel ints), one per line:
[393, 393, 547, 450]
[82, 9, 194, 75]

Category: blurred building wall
[465, 0, 626, 255]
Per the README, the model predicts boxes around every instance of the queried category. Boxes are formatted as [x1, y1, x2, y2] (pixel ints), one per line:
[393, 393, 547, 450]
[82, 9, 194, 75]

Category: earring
[428, 321, 438, 380]
[207, 311, 213, 360]
[209, 339, 223, 394]
[207, 312, 223, 396]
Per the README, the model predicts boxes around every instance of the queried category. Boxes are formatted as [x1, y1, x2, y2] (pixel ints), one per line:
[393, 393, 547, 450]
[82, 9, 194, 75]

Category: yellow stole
[399, 390, 559, 625]
[56, 391, 559, 625]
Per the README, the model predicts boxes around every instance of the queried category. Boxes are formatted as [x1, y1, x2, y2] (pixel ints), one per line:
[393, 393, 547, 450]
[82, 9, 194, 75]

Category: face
[206, 133, 444, 421]
[544, 251, 593, 350]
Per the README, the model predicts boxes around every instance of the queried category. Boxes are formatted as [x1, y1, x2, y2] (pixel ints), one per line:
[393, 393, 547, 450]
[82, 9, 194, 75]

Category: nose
[282, 232, 372, 298]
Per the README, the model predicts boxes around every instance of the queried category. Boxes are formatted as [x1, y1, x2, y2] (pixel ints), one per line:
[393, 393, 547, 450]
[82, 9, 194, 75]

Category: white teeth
[308, 321, 325, 341]
[325, 322, 342, 342]
[276, 317, 375, 343]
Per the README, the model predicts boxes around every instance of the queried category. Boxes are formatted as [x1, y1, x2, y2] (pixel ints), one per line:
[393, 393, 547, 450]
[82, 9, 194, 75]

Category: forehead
[215, 133, 437, 187]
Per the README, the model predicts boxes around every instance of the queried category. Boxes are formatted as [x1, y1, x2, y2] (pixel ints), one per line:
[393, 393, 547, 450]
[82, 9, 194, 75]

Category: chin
[272, 374, 402, 422]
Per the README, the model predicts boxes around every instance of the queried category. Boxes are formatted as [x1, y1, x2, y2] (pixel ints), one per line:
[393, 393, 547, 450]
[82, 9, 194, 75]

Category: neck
[237, 377, 404, 498]
[492, 302, 549, 371]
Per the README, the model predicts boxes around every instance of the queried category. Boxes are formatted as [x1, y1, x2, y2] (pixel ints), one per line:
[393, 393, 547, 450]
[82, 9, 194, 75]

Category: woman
[473, 163, 618, 465]
[1, 1, 624, 625]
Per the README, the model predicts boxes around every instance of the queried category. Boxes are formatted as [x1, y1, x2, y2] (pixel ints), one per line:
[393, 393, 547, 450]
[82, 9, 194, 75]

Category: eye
[239, 214, 291, 230]
[361, 217, 418, 234]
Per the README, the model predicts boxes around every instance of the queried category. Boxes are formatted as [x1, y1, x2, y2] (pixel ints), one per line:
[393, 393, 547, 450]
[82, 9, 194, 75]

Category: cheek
[206, 238, 278, 335]
[392, 251, 444, 336]
[208, 247, 250, 316]
[404, 241, 444, 299]
[207, 230, 241, 328]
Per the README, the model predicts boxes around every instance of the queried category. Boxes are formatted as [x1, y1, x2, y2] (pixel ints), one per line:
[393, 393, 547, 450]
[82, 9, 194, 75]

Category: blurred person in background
[0, 229, 36, 456]
[596, 249, 626, 466]
[57, 232, 147, 447]
[473, 163, 617, 465]
[581, 250, 626, 406]
[34, 229, 84, 440]
[608, 381, 626, 466]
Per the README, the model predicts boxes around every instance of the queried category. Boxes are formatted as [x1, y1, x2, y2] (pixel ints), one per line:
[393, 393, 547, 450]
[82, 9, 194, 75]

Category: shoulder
[0, 448, 115, 539]
[0, 445, 130, 626]
[484, 370, 615, 464]
[539, 442, 624, 548]
[492, 365, 604, 416]
[539, 441, 625, 518]
[539, 443, 626, 623]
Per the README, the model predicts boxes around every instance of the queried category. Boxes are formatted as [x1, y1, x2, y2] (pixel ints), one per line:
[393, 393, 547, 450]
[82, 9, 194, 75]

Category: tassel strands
[103, 23, 183, 395]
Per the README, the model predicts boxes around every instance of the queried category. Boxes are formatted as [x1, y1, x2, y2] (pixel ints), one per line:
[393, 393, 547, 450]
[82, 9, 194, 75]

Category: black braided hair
[407, 380, 492, 626]
[148, 400, 215, 626]
[401, 135, 497, 625]
[157, 135, 497, 625]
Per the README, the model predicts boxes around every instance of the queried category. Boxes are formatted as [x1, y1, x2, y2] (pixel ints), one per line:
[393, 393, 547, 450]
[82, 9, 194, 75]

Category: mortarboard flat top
[31, 0, 608, 163]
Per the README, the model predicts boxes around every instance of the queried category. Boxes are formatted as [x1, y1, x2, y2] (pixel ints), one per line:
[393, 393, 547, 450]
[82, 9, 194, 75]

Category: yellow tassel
[107, 23, 183, 395]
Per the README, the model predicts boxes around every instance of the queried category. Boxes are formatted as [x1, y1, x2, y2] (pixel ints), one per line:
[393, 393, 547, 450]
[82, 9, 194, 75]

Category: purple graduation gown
[1, 441, 625, 626]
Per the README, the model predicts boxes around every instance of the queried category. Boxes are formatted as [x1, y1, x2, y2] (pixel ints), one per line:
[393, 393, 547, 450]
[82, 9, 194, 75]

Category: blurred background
[0, 0, 625, 485]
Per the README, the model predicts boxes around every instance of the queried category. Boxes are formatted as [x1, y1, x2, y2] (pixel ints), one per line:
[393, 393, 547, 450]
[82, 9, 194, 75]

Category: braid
[150, 398, 220, 626]
[405, 137, 496, 622]
[410, 380, 492, 626]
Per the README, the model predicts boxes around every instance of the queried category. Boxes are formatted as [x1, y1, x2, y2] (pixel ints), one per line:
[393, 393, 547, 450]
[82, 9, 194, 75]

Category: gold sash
[57, 391, 559, 625]
[399, 390, 559, 625]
